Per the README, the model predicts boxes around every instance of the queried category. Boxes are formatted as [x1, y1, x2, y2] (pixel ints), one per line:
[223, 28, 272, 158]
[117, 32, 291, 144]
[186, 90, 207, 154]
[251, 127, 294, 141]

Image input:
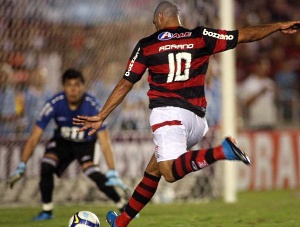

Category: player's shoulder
[47, 92, 65, 105]
[84, 92, 97, 101]
[191, 26, 207, 36]
[138, 35, 155, 47]
[83, 92, 101, 106]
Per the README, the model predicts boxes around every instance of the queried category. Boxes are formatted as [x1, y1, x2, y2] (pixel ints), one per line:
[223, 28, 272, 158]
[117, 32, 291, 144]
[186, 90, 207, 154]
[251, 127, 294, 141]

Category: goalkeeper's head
[62, 68, 85, 85]
[62, 68, 85, 105]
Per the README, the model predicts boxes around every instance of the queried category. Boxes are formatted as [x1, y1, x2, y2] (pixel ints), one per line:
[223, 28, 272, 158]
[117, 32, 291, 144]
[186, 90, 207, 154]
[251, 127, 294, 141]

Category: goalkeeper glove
[6, 162, 26, 188]
[105, 169, 130, 191]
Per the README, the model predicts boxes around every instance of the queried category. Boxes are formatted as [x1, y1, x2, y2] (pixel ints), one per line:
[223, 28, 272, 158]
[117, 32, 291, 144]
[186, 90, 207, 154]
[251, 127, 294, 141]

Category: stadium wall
[0, 130, 221, 205]
[0, 129, 299, 206]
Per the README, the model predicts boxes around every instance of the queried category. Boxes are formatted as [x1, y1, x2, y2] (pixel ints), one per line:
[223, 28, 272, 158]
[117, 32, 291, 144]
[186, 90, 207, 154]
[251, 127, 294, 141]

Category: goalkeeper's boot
[106, 211, 119, 227]
[222, 137, 251, 165]
[32, 211, 53, 221]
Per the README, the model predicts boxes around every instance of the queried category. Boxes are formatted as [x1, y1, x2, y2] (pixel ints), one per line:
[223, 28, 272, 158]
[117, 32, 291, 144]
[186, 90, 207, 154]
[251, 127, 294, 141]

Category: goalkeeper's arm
[97, 129, 116, 170]
[97, 129, 130, 191]
[6, 125, 44, 188]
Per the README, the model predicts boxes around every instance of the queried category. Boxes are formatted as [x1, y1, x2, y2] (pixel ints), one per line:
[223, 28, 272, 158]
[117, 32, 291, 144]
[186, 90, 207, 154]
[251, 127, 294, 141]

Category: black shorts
[45, 138, 96, 177]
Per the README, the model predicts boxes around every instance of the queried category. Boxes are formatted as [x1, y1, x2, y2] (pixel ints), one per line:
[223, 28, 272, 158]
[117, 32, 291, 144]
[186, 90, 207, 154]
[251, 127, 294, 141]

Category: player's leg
[33, 138, 74, 221]
[33, 152, 58, 221]
[153, 107, 251, 182]
[82, 161, 126, 210]
[77, 142, 127, 211]
[107, 154, 161, 227]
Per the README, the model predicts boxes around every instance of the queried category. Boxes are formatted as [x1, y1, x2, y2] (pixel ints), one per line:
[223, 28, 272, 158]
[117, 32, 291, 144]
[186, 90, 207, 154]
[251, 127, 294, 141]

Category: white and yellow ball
[68, 211, 100, 227]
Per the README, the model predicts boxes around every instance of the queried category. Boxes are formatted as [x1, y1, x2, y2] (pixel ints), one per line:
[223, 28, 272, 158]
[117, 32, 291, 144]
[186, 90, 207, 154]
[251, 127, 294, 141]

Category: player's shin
[85, 165, 122, 203]
[116, 172, 160, 227]
[40, 161, 56, 205]
[171, 146, 225, 181]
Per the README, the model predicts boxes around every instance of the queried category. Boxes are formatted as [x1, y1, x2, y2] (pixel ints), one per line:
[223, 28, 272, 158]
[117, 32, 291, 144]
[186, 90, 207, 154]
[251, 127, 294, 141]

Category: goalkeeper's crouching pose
[7, 68, 129, 221]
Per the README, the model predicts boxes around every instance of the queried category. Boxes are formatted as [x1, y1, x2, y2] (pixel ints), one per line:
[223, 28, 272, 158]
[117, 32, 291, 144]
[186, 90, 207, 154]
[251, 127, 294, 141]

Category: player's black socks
[86, 167, 121, 203]
[40, 162, 56, 203]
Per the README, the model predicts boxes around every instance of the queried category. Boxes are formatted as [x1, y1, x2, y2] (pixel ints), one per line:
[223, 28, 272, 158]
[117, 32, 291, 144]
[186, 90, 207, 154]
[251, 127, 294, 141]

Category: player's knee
[158, 160, 176, 183]
[41, 158, 57, 176]
[81, 161, 94, 170]
[161, 171, 176, 183]
[84, 165, 106, 185]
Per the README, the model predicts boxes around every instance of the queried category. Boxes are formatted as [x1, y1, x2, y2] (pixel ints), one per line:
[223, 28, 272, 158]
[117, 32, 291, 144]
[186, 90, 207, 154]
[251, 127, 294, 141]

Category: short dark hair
[154, 1, 180, 19]
[62, 68, 85, 84]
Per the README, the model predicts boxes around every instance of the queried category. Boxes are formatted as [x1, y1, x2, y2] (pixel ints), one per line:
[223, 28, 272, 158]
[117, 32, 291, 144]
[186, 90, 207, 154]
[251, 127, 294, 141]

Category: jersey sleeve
[123, 41, 147, 84]
[35, 101, 55, 130]
[200, 26, 238, 54]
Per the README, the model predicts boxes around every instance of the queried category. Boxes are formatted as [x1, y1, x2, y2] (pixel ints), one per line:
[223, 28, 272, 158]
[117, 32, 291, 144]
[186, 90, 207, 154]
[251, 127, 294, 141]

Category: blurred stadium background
[0, 0, 299, 206]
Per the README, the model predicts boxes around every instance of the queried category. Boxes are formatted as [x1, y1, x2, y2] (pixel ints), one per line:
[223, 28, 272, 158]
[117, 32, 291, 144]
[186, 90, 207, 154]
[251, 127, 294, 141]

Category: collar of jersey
[162, 26, 181, 30]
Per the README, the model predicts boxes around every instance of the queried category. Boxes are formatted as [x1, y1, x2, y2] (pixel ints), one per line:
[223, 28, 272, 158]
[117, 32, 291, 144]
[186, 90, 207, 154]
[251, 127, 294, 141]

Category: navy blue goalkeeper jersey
[36, 92, 106, 142]
[123, 26, 238, 117]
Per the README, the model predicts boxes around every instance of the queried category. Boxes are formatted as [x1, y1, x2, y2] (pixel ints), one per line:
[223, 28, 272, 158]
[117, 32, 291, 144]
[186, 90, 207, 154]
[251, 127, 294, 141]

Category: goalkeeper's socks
[116, 172, 160, 227]
[42, 202, 54, 214]
[172, 145, 225, 181]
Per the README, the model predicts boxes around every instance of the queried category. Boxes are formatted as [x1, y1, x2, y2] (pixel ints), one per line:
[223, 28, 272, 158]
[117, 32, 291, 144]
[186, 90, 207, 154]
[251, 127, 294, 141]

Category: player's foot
[32, 211, 53, 221]
[106, 211, 119, 227]
[222, 137, 251, 165]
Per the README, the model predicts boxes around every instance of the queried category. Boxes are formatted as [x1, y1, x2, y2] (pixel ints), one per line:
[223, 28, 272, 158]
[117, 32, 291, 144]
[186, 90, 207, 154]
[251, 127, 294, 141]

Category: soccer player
[73, 1, 300, 226]
[6, 68, 128, 221]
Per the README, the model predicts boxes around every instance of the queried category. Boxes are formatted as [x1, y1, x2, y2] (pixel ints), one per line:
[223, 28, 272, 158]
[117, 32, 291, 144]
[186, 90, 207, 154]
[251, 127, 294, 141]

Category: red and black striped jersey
[123, 26, 238, 117]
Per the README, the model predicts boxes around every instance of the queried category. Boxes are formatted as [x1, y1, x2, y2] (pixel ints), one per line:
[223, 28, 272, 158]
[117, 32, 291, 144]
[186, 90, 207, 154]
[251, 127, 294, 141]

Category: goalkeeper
[7, 68, 129, 221]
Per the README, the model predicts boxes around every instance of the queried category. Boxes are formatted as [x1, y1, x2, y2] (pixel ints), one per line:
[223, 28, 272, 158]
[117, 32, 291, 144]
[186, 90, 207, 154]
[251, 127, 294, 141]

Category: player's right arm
[74, 78, 134, 135]
[238, 21, 300, 43]
[74, 41, 146, 135]
[20, 125, 44, 163]
[6, 97, 53, 188]
[21, 97, 55, 162]
[6, 125, 44, 188]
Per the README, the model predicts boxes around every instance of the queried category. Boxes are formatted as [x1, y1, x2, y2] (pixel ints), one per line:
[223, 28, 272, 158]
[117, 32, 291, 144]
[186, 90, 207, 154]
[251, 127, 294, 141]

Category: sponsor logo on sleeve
[203, 28, 234, 40]
[125, 47, 140, 77]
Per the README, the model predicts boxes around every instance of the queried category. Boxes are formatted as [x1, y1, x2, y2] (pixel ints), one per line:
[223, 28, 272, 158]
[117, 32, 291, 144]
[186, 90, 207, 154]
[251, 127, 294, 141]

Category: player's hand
[6, 162, 26, 188]
[280, 21, 300, 34]
[105, 170, 131, 191]
[73, 115, 103, 136]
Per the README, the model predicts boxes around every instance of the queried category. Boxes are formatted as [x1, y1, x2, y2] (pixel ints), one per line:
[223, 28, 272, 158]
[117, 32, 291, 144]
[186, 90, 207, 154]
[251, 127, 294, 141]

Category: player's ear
[158, 12, 163, 24]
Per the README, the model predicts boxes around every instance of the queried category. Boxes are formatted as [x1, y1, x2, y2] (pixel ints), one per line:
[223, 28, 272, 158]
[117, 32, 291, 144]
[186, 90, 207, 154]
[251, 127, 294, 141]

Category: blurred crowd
[0, 0, 299, 138]
[235, 0, 300, 130]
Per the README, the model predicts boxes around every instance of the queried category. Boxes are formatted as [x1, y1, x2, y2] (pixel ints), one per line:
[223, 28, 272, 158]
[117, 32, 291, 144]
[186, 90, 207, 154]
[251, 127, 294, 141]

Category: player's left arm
[238, 21, 300, 43]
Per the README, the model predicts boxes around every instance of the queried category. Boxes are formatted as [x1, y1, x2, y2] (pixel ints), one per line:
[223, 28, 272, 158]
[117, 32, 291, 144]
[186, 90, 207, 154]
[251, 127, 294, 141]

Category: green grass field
[0, 190, 299, 227]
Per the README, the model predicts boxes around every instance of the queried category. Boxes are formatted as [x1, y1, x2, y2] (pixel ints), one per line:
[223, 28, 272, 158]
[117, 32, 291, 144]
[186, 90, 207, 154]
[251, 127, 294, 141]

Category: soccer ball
[68, 211, 100, 227]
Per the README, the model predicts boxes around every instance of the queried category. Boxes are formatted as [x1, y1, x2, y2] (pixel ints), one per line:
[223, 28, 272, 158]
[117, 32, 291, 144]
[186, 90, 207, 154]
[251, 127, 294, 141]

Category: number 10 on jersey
[167, 52, 191, 82]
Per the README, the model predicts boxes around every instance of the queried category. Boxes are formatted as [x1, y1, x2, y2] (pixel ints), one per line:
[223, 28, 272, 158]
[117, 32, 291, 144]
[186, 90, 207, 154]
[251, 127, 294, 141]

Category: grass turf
[0, 190, 299, 227]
